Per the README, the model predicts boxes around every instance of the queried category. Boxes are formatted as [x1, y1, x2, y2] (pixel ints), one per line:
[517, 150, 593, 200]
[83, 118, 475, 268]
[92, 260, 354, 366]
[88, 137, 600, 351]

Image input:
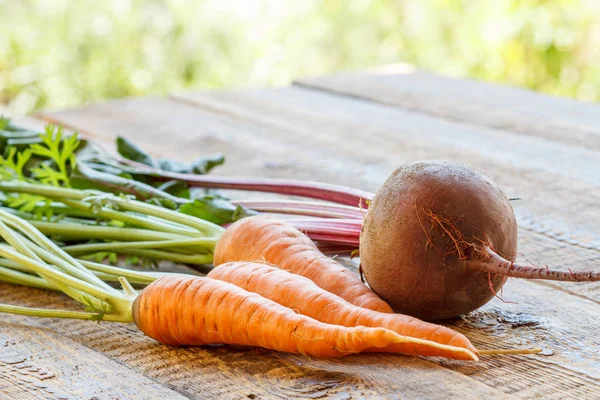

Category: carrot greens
[0, 118, 368, 257]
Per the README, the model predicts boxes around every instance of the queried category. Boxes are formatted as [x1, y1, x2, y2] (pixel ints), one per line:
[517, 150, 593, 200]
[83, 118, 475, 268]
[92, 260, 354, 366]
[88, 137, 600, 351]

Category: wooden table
[2, 65, 599, 399]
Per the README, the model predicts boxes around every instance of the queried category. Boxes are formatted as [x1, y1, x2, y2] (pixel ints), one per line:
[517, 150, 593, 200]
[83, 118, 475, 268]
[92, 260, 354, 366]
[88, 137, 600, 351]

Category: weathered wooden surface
[297, 64, 600, 150]
[0, 68, 596, 398]
[0, 285, 185, 400]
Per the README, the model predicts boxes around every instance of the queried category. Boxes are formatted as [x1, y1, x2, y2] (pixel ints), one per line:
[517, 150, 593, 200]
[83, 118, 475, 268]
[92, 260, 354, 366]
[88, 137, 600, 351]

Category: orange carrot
[207, 262, 478, 360]
[214, 215, 393, 313]
[132, 275, 476, 359]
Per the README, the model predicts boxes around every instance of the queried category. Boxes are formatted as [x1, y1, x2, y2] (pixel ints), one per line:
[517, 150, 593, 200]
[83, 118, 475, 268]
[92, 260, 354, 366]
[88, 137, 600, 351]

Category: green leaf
[80, 296, 108, 323]
[190, 153, 225, 174]
[0, 147, 32, 179]
[155, 180, 190, 198]
[147, 197, 179, 210]
[116, 136, 159, 168]
[81, 251, 118, 264]
[125, 255, 140, 265]
[142, 257, 159, 269]
[5, 193, 47, 214]
[0, 117, 9, 131]
[158, 158, 189, 173]
[29, 125, 80, 187]
[179, 195, 257, 225]
[30, 163, 65, 186]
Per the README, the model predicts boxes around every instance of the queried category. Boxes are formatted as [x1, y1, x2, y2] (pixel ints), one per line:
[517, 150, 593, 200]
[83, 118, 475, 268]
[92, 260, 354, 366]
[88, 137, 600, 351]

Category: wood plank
[0, 290, 185, 399]
[296, 65, 600, 150]
[39, 96, 600, 398]
[446, 278, 600, 400]
[173, 87, 600, 302]
[0, 283, 513, 400]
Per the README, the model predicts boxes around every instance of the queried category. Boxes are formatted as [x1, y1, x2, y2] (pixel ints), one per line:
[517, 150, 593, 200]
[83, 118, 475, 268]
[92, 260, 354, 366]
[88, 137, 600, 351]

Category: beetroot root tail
[469, 247, 600, 282]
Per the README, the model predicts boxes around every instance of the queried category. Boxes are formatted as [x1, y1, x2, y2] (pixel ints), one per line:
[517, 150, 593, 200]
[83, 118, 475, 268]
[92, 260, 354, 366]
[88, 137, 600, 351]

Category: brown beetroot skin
[359, 161, 518, 321]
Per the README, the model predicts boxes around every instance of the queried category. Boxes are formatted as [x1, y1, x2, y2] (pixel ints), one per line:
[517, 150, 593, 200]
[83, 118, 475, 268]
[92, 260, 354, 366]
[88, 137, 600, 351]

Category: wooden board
[0, 286, 185, 399]
[296, 65, 600, 150]
[38, 94, 600, 398]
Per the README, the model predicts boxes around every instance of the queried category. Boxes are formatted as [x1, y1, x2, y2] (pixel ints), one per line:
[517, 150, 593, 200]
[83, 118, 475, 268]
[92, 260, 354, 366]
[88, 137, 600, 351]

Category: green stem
[48, 203, 101, 219]
[0, 205, 94, 221]
[62, 237, 218, 254]
[0, 220, 114, 308]
[0, 181, 224, 236]
[0, 258, 161, 286]
[0, 303, 131, 322]
[0, 256, 99, 304]
[61, 199, 199, 237]
[120, 249, 213, 267]
[80, 260, 163, 284]
[0, 181, 86, 200]
[18, 234, 129, 296]
[7, 226, 115, 292]
[31, 221, 187, 242]
[83, 193, 225, 236]
[0, 209, 113, 289]
[0, 266, 55, 290]
[0, 244, 120, 306]
[0, 220, 44, 262]
[13, 234, 137, 313]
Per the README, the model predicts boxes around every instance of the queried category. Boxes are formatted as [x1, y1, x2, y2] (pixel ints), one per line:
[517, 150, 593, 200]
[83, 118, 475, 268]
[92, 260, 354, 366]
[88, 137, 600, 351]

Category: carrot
[132, 275, 475, 359]
[213, 215, 393, 313]
[207, 261, 478, 360]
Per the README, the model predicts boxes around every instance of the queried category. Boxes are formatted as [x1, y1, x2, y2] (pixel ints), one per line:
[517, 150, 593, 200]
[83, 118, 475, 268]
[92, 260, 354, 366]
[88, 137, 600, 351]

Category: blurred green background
[1, 0, 599, 115]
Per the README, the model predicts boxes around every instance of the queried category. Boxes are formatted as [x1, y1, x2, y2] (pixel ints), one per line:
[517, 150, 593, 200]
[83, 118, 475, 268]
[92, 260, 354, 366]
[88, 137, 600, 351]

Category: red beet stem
[289, 219, 362, 234]
[471, 247, 600, 281]
[231, 200, 366, 219]
[117, 158, 373, 207]
[287, 218, 361, 246]
[307, 233, 360, 246]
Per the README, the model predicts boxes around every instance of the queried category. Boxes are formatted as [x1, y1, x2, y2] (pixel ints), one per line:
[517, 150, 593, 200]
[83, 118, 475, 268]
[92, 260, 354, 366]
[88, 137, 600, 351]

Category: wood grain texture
[0, 309, 185, 399]
[296, 65, 600, 151]
[39, 95, 600, 398]
[447, 278, 600, 400]
[173, 87, 600, 302]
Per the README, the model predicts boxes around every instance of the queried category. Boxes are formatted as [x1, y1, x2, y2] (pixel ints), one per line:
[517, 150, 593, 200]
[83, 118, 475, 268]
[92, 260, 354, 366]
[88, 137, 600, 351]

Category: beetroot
[359, 161, 599, 320]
